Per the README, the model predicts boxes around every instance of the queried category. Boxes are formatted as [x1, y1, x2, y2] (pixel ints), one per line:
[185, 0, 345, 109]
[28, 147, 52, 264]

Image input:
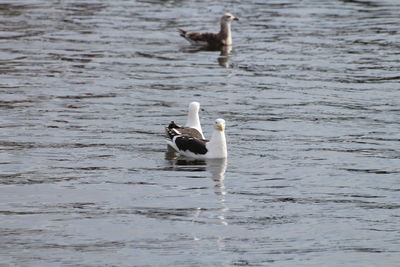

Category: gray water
[1, 0, 400, 266]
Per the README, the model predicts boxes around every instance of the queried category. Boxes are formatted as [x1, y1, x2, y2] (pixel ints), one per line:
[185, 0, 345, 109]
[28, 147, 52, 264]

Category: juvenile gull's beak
[234, 17, 239, 21]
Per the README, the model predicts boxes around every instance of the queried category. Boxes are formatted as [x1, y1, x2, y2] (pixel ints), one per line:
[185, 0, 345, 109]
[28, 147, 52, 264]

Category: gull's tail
[178, 28, 187, 37]
[165, 121, 181, 139]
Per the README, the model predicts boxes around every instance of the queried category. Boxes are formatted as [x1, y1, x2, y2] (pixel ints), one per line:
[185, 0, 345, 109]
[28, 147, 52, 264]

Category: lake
[1, 0, 399, 266]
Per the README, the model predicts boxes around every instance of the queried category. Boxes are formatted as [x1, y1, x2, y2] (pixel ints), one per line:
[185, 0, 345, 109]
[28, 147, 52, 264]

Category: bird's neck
[219, 22, 232, 45]
[186, 112, 203, 137]
[207, 130, 227, 158]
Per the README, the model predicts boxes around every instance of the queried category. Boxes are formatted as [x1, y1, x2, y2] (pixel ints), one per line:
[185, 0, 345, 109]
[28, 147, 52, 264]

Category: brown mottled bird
[178, 13, 239, 48]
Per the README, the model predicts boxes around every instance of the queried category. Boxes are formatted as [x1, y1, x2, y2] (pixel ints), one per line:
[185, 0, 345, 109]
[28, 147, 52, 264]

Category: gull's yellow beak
[217, 124, 225, 131]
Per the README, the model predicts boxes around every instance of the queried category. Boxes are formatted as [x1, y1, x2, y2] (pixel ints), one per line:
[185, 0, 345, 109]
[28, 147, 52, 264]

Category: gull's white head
[221, 13, 239, 23]
[214, 118, 226, 132]
[188, 101, 200, 114]
[186, 102, 204, 138]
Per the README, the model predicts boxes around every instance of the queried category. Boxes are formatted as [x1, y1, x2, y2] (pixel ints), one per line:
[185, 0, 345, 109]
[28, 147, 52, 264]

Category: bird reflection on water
[217, 45, 232, 68]
[206, 158, 229, 227]
[180, 45, 233, 68]
[165, 148, 227, 181]
[165, 149, 229, 226]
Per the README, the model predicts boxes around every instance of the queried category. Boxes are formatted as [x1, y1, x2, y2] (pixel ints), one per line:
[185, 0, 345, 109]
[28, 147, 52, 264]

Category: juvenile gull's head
[221, 13, 239, 23]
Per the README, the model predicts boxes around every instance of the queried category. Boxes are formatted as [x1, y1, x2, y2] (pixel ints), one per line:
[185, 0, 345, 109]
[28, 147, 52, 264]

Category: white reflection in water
[165, 150, 229, 226]
[207, 158, 229, 226]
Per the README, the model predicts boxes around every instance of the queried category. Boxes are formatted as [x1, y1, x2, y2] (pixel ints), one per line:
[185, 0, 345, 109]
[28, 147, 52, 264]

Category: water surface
[1, 0, 400, 266]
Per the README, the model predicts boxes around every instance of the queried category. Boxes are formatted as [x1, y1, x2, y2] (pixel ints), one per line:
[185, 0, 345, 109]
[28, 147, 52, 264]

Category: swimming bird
[178, 13, 239, 48]
[165, 101, 205, 140]
[166, 118, 227, 159]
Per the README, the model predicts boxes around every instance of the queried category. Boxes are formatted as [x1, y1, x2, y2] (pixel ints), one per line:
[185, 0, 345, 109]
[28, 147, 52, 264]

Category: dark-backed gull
[165, 101, 205, 140]
[178, 13, 239, 48]
[166, 118, 227, 159]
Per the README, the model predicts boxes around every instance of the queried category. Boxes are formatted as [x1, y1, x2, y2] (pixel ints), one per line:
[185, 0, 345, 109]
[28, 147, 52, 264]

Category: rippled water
[1, 0, 400, 266]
